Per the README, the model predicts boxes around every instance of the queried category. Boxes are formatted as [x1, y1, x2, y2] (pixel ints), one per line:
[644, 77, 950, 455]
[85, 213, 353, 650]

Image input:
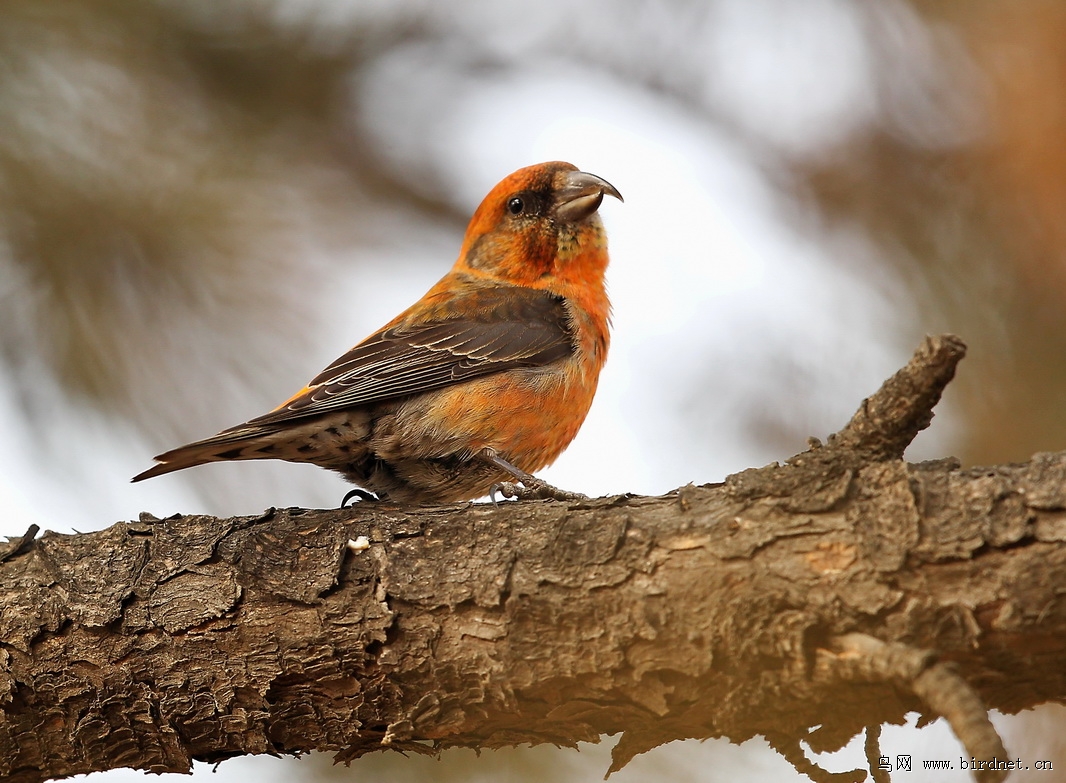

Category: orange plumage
[133, 161, 621, 504]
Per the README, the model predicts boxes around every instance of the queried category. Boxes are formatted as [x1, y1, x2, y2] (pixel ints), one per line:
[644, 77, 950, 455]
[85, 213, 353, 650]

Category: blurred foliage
[4, 0, 1066, 465]
[795, 0, 1066, 465]
[5, 1, 1066, 777]
[0, 0, 457, 435]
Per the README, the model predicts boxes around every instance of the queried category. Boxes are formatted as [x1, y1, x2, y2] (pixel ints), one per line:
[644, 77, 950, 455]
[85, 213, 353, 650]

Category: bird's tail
[131, 424, 281, 482]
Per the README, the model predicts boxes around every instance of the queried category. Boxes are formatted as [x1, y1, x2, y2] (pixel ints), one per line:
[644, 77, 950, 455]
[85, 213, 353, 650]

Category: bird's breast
[376, 355, 600, 474]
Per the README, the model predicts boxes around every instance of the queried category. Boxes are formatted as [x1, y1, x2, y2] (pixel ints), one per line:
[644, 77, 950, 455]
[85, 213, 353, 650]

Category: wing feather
[247, 285, 573, 427]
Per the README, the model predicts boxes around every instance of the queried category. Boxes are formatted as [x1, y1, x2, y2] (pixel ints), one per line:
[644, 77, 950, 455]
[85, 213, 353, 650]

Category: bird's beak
[554, 171, 623, 223]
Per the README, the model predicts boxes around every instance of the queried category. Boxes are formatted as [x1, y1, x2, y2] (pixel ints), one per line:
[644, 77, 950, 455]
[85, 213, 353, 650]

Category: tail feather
[132, 410, 366, 483]
[132, 458, 206, 482]
[131, 427, 279, 482]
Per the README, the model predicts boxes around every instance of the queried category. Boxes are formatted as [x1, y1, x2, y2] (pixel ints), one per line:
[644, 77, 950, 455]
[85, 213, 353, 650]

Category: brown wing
[247, 284, 574, 427]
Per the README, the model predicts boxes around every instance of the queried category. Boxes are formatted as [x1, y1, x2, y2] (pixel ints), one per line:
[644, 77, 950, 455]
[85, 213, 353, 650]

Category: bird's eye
[507, 196, 525, 215]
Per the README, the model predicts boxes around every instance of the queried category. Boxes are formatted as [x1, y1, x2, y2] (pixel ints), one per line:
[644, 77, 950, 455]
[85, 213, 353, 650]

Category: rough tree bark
[1, 334, 1063, 783]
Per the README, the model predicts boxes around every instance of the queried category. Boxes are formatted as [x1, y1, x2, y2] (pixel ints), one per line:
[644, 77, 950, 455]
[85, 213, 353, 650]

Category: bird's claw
[340, 488, 379, 508]
[489, 481, 518, 505]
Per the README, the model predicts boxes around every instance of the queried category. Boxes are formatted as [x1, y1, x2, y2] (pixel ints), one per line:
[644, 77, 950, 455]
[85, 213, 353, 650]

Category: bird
[133, 161, 621, 504]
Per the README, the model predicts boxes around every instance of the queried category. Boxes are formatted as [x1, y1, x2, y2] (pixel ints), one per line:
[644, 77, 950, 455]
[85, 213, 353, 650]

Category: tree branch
[2, 334, 1062, 783]
[828, 333, 966, 461]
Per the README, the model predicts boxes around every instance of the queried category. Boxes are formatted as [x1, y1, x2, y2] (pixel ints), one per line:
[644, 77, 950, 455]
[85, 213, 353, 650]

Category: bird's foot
[340, 488, 379, 508]
[480, 447, 588, 504]
[489, 477, 588, 504]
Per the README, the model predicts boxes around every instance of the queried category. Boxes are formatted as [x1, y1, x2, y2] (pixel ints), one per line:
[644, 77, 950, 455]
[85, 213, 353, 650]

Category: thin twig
[865, 724, 890, 783]
[822, 633, 1008, 783]
[765, 732, 867, 783]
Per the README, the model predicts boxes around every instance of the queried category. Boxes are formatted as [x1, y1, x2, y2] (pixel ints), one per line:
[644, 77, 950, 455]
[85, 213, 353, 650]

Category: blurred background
[1, 0, 1063, 781]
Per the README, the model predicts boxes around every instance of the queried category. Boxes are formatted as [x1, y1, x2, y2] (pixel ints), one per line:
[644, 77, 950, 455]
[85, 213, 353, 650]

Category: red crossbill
[133, 161, 621, 504]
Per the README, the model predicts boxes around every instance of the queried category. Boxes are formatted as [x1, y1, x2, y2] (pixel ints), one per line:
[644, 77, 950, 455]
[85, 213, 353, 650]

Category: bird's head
[456, 161, 622, 289]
